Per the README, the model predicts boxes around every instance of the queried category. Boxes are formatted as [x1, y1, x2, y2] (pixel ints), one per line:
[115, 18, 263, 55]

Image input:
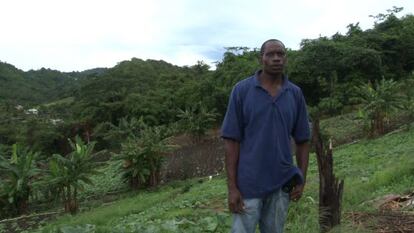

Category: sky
[0, 0, 413, 72]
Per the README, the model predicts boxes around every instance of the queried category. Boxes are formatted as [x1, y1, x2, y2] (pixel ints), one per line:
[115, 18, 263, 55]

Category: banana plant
[355, 78, 404, 136]
[0, 144, 40, 216]
[42, 136, 100, 215]
[114, 124, 176, 189]
[177, 102, 217, 141]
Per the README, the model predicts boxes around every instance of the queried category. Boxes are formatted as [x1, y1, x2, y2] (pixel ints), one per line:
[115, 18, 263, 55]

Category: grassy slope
[27, 122, 414, 233]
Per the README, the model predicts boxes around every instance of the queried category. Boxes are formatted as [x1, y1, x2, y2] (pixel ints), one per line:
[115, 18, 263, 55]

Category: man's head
[259, 39, 287, 76]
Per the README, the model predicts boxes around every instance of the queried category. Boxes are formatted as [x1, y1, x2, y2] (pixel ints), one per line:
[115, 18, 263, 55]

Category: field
[0, 119, 411, 233]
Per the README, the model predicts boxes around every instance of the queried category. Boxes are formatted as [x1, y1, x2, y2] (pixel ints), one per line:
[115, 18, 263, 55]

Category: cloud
[0, 0, 412, 71]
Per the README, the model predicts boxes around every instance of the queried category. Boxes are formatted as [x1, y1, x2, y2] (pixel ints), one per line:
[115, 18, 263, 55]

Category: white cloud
[0, 0, 412, 71]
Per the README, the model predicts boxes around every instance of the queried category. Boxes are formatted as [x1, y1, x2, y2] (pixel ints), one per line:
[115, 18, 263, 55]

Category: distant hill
[0, 61, 117, 106]
[0, 62, 82, 105]
[0, 62, 33, 104]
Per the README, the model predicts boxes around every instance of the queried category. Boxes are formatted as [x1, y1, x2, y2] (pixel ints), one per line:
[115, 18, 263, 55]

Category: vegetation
[0, 144, 40, 217]
[355, 78, 403, 137]
[401, 76, 414, 127]
[0, 7, 413, 232]
[40, 136, 100, 214]
[114, 123, 176, 189]
[23, 123, 414, 233]
[1, 10, 414, 154]
[177, 103, 217, 141]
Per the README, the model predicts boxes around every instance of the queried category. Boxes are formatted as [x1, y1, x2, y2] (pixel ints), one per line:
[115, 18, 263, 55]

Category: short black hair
[260, 39, 286, 55]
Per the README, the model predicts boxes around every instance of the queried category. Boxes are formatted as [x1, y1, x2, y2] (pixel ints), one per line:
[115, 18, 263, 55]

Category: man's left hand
[290, 184, 304, 202]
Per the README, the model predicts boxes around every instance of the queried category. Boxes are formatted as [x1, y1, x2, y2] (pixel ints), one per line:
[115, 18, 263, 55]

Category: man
[221, 39, 310, 233]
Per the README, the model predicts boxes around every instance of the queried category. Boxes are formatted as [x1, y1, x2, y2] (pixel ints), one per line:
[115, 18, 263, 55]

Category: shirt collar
[253, 70, 290, 90]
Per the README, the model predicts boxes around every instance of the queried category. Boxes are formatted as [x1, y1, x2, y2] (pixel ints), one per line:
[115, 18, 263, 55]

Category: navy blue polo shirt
[221, 71, 310, 198]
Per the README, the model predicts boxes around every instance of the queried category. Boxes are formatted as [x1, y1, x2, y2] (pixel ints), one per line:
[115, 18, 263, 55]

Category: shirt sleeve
[221, 86, 244, 141]
[292, 90, 310, 144]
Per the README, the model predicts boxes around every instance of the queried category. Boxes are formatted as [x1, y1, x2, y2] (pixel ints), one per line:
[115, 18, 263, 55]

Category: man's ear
[258, 55, 263, 65]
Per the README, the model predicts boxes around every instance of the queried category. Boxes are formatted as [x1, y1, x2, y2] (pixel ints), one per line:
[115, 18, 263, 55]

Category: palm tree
[0, 144, 40, 216]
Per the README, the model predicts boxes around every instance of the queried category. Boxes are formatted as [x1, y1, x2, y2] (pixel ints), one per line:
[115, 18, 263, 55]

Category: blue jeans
[231, 188, 290, 233]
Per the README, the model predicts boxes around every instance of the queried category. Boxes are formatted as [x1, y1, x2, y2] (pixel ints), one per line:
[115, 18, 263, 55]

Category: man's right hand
[228, 188, 244, 213]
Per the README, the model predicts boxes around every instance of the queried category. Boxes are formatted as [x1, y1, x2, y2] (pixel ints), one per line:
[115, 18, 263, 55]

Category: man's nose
[272, 55, 282, 62]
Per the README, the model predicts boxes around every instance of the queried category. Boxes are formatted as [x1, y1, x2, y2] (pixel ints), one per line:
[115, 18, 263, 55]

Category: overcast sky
[0, 0, 413, 72]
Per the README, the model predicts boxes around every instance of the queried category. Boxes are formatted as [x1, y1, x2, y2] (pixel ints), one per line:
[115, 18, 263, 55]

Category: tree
[0, 144, 40, 216]
[93, 117, 146, 150]
[355, 78, 403, 136]
[317, 97, 343, 117]
[212, 48, 259, 116]
[191, 60, 210, 74]
[115, 124, 175, 189]
[42, 136, 99, 214]
[177, 103, 217, 141]
[369, 6, 404, 24]
[289, 38, 382, 106]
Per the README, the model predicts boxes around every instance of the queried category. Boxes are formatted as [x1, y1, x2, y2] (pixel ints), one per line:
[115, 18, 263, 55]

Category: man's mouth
[271, 65, 283, 69]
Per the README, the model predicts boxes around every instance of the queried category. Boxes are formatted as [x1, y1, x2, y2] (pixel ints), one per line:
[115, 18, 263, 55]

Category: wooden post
[312, 117, 344, 232]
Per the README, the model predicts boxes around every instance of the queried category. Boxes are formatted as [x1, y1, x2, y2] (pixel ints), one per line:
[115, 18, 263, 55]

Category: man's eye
[265, 52, 285, 57]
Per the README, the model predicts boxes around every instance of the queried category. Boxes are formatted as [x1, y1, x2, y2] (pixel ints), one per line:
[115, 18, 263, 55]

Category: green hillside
[1, 11, 413, 157]
[0, 61, 108, 107]
[0, 9, 414, 233]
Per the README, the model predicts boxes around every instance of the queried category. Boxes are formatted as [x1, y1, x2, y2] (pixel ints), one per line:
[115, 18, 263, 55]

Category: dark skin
[224, 139, 244, 213]
[258, 40, 286, 95]
[225, 40, 310, 213]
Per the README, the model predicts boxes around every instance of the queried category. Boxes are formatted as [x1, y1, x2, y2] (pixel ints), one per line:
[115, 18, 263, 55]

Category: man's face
[260, 41, 287, 76]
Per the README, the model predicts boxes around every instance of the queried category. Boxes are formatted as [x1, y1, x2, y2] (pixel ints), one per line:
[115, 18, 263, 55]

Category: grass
[320, 112, 364, 145]
[319, 110, 412, 145]
[334, 127, 414, 210]
[33, 178, 230, 232]
[2, 119, 413, 232]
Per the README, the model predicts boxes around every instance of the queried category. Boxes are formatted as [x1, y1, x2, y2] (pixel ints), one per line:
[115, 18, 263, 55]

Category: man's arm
[224, 138, 244, 213]
[290, 88, 310, 201]
[296, 141, 309, 181]
[290, 141, 309, 201]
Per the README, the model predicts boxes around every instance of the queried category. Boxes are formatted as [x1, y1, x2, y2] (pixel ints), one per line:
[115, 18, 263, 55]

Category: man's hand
[224, 139, 243, 213]
[293, 141, 309, 202]
[228, 188, 244, 213]
[290, 184, 304, 202]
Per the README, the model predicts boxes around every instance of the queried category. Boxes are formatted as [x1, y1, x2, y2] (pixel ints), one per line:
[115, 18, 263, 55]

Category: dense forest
[1, 8, 414, 220]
